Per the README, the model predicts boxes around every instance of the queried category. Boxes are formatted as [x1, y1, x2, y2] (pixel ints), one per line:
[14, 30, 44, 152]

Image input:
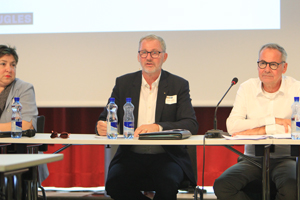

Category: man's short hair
[0, 45, 18, 63]
[259, 43, 287, 62]
[138, 34, 166, 52]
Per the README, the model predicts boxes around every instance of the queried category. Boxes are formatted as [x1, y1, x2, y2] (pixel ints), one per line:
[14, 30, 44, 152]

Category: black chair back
[37, 115, 45, 133]
[37, 115, 48, 151]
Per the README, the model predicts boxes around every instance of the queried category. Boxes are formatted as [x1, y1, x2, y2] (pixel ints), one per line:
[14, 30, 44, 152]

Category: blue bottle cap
[109, 97, 115, 103]
[126, 98, 131, 102]
[295, 97, 299, 102]
[14, 97, 20, 102]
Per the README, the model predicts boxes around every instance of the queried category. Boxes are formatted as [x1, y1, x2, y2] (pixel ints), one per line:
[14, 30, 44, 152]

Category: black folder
[138, 129, 192, 140]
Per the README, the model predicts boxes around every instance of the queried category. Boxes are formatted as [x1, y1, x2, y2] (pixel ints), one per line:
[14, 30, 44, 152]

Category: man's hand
[232, 126, 266, 137]
[275, 118, 291, 133]
[134, 124, 160, 137]
[96, 120, 107, 136]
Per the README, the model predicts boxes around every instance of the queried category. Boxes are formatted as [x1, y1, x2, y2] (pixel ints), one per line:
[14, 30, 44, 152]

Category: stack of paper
[223, 134, 291, 140]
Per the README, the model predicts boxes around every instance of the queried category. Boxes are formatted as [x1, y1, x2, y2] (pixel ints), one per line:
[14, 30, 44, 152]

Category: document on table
[95, 135, 124, 138]
[223, 134, 291, 140]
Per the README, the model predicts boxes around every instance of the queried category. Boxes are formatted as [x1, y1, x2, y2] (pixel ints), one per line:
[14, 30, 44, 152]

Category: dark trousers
[105, 151, 185, 200]
[213, 157, 296, 200]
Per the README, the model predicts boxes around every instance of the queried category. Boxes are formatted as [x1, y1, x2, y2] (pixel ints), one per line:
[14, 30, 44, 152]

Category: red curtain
[197, 145, 244, 185]
[38, 107, 242, 187]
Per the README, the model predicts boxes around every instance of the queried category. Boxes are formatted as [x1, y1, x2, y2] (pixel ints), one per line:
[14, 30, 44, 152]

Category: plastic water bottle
[291, 97, 300, 140]
[11, 97, 22, 138]
[123, 98, 134, 139]
[106, 97, 118, 139]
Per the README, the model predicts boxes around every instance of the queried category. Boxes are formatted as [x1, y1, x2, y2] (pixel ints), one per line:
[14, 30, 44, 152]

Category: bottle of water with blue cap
[291, 96, 300, 139]
[123, 97, 134, 139]
[106, 97, 118, 139]
[11, 97, 22, 138]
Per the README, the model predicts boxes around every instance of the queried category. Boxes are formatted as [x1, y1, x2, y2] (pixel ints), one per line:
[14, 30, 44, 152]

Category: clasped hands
[96, 120, 159, 137]
[231, 118, 291, 137]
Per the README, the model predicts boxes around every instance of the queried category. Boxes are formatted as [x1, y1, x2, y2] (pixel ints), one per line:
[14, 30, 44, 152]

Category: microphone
[205, 77, 238, 138]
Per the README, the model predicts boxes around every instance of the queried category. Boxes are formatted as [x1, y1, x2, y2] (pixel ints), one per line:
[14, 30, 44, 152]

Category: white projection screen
[1, 0, 299, 107]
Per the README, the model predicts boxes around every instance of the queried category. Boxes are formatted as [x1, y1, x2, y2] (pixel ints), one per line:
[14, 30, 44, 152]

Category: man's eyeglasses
[50, 131, 70, 139]
[257, 60, 285, 70]
[138, 50, 163, 58]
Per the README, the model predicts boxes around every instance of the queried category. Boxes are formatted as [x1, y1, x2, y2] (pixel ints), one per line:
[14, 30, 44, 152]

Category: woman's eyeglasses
[50, 131, 70, 139]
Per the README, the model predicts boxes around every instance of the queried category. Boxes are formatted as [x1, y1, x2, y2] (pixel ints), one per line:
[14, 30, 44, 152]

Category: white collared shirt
[137, 74, 160, 128]
[227, 76, 300, 157]
[131, 73, 165, 154]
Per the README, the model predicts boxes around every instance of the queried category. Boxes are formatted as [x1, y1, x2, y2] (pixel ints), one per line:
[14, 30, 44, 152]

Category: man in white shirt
[214, 43, 300, 200]
[95, 34, 198, 200]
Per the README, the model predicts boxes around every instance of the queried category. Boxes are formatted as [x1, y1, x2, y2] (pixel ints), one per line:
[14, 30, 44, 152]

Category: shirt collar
[256, 75, 286, 97]
[141, 72, 161, 89]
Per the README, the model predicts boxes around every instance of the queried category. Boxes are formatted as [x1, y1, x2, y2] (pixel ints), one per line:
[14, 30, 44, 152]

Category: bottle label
[110, 122, 117, 128]
[16, 121, 22, 130]
[296, 122, 300, 131]
[124, 121, 134, 128]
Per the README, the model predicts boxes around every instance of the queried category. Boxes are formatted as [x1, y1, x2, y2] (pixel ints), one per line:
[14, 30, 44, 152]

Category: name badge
[165, 95, 177, 104]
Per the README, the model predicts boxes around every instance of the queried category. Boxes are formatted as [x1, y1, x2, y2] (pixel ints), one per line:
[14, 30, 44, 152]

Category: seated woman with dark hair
[0, 45, 38, 131]
[0, 45, 49, 183]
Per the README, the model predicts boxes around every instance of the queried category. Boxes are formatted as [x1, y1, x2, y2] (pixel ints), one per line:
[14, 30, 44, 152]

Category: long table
[0, 154, 63, 200]
[0, 133, 272, 145]
[0, 133, 286, 200]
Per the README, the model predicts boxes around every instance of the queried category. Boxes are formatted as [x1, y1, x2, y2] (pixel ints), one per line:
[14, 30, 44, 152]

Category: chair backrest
[37, 115, 48, 151]
[37, 115, 45, 133]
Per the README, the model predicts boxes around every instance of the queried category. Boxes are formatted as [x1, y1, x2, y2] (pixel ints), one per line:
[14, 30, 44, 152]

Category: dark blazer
[97, 69, 199, 186]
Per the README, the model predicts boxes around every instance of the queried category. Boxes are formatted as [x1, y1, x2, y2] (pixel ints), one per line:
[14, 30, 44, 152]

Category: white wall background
[1, 0, 299, 107]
